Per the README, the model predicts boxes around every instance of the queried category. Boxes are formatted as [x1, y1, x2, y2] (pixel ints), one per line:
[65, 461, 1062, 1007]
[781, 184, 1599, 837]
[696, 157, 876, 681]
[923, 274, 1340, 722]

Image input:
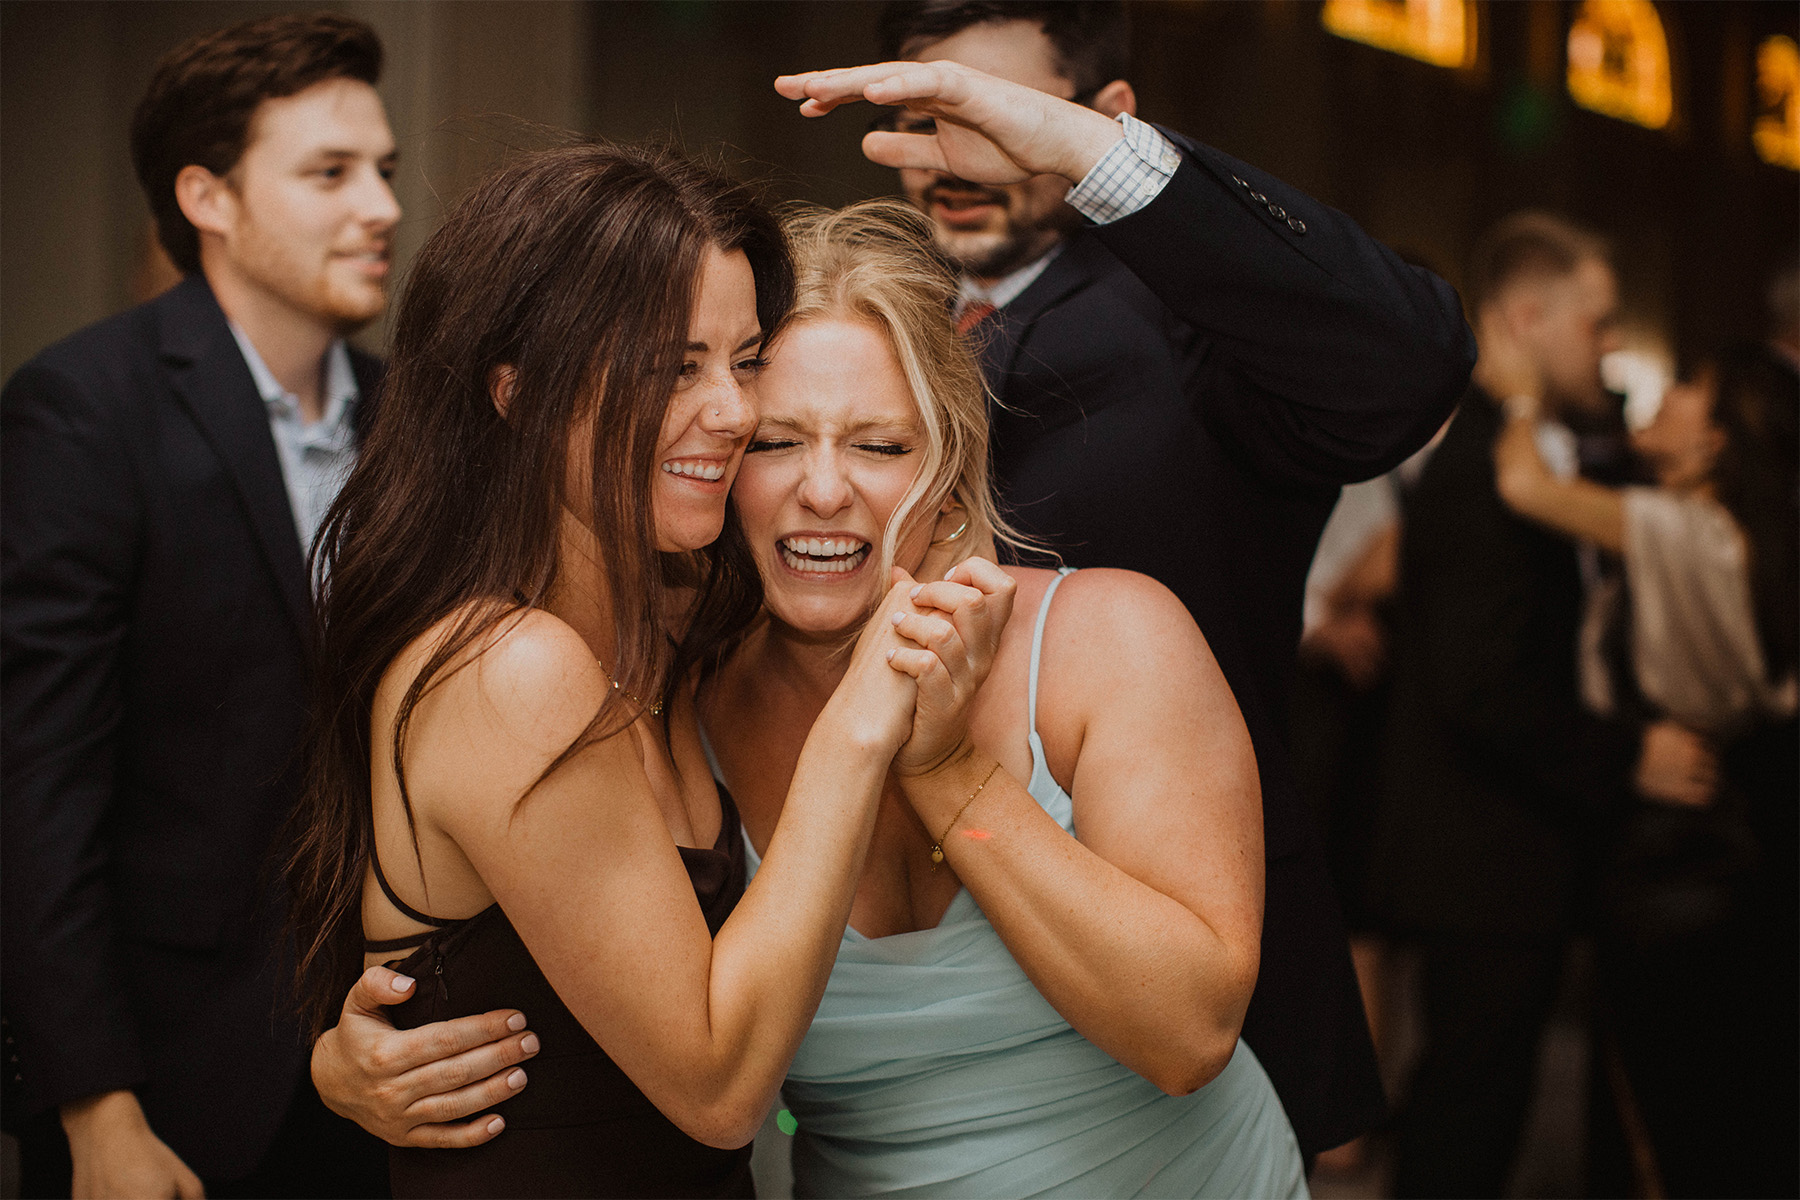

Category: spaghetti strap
[1027, 568, 1077, 738]
[366, 837, 454, 945]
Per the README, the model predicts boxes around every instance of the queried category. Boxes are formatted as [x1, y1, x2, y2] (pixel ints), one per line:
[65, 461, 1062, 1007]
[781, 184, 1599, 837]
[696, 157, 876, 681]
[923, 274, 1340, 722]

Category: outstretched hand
[774, 60, 1123, 185]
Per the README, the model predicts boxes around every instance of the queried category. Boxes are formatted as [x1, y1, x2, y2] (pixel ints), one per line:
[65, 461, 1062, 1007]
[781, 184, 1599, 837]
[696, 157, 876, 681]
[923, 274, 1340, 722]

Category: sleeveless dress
[369, 789, 753, 1199]
[743, 570, 1308, 1198]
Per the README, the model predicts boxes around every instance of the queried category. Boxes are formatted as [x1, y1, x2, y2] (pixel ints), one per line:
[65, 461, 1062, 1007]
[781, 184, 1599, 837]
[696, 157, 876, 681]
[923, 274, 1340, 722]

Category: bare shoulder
[1043, 568, 1204, 663]
[379, 603, 613, 775]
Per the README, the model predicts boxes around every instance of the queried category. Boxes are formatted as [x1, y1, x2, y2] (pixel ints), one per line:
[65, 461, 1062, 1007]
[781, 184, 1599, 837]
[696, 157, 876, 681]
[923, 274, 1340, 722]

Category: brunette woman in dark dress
[284, 143, 1009, 1198]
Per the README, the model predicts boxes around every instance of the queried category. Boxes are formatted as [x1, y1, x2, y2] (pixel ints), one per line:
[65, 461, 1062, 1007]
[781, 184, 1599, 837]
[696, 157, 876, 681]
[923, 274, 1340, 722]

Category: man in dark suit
[774, 0, 1477, 1159]
[3, 13, 399, 1196]
[1367, 211, 1717, 1196]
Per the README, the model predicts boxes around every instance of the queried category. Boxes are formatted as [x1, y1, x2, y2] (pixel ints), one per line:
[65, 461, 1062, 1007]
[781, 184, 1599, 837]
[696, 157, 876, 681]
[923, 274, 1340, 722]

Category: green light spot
[776, 1109, 798, 1136]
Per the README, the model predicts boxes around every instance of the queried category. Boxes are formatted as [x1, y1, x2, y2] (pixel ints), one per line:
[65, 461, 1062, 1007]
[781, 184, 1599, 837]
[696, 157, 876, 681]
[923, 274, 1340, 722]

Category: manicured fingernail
[891, 610, 905, 625]
[909, 584, 923, 599]
[391, 975, 415, 993]
[506, 1012, 526, 1032]
[506, 1069, 527, 1089]
[886, 648, 896, 662]
[520, 1033, 540, 1055]
[487, 1116, 505, 1134]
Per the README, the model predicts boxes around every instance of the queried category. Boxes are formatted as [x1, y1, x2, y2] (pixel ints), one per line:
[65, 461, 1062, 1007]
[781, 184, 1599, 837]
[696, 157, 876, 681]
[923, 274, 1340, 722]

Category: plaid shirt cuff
[1066, 113, 1182, 225]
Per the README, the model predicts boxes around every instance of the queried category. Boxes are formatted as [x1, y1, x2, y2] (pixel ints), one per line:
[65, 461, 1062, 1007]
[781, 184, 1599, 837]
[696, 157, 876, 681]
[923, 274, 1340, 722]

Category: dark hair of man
[1706, 343, 1798, 684]
[1463, 210, 1611, 317]
[877, 0, 1130, 98]
[130, 11, 382, 275]
[284, 141, 792, 1036]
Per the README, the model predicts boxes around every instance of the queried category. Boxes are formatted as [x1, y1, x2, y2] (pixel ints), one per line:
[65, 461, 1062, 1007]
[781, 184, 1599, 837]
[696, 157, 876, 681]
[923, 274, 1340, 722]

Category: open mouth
[778, 535, 870, 575]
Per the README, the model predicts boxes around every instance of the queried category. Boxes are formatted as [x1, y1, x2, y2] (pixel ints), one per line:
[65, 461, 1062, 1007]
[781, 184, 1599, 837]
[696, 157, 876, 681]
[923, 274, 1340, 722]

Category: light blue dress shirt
[226, 323, 360, 562]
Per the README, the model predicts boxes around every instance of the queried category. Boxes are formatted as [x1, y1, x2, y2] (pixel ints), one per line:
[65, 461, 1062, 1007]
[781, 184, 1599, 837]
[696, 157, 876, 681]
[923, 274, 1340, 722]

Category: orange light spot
[959, 828, 993, 841]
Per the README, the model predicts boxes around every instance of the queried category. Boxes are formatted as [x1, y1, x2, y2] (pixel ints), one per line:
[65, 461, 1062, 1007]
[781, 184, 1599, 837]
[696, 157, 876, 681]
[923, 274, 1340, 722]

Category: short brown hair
[879, 1, 1130, 98]
[130, 11, 382, 275]
[1464, 210, 1610, 316]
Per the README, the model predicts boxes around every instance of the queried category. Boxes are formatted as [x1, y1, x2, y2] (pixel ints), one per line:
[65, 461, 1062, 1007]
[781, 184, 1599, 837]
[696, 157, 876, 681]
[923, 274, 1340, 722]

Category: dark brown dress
[370, 790, 753, 1199]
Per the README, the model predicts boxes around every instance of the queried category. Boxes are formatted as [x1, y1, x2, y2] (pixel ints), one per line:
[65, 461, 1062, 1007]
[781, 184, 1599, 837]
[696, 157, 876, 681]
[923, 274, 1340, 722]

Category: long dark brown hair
[1707, 343, 1798, 685]
[286, 141, 791, 1036]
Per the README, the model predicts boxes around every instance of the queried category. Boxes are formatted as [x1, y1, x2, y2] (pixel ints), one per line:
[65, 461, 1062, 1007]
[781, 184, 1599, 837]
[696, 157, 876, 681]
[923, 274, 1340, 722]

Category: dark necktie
[955, 300, 997, 337]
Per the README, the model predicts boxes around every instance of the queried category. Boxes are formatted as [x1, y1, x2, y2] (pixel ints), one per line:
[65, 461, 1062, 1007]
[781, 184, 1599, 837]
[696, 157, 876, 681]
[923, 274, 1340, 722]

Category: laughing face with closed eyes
[730, 315, 935, 639]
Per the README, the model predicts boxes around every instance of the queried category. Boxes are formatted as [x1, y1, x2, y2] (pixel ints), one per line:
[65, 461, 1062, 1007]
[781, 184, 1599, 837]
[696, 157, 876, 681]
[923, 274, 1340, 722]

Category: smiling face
[206, 77, 400, 333]
[642, 246, 765, 553]
[731, 317, 933, 636]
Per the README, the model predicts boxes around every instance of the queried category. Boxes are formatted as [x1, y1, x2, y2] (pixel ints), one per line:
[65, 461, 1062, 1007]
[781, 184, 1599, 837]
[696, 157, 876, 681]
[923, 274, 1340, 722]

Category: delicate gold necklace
[600, 661, 663, 716]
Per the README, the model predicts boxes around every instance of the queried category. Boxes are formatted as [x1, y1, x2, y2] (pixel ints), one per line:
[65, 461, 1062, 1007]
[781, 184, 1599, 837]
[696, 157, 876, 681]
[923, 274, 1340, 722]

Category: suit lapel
[154, 276, 313, 641]
[978, 232, 1109, 393]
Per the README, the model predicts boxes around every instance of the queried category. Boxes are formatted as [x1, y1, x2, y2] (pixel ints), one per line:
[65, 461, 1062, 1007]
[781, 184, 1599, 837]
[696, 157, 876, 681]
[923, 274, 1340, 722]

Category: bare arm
[1493, 408, 1625, 553]
[899, 569, 1262, 1095]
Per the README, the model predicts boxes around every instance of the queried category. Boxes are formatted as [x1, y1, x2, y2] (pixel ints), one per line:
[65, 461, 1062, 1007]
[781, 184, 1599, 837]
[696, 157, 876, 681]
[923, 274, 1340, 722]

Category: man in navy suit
[776, 0, 1476, 1159]
[3, 13, 399, 1196]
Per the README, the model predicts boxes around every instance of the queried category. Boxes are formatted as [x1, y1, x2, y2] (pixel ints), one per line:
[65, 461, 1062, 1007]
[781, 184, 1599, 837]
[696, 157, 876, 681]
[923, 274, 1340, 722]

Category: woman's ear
[488, 365, 518, 419]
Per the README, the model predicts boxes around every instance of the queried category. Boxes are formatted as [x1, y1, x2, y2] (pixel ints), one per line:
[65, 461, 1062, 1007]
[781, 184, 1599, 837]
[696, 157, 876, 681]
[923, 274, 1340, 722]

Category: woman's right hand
[311, 966, 539, 1148]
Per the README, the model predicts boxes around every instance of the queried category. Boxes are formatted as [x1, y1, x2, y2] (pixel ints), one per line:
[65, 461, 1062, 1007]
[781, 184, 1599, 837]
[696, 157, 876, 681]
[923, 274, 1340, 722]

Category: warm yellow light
[1566, 0, 1674, 130]
[1321, 0, 1474, 70]
[1754, 35, 1800, 171]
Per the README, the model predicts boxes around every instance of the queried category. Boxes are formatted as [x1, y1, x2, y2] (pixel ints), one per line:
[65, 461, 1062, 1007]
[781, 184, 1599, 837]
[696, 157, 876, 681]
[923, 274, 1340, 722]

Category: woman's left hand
[885, 556, 1016, 778]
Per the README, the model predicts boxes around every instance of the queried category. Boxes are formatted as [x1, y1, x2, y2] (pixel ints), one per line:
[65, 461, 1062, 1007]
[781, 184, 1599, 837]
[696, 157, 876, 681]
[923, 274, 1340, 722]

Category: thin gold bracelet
[930, 760, 1002, 868]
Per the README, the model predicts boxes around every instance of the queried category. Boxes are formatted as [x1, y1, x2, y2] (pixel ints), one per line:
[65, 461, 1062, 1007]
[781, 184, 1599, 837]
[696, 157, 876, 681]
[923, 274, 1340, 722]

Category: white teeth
[779, 544, 870, 574]
[781, 536, 867, 558]
[662, 460, 725, 481]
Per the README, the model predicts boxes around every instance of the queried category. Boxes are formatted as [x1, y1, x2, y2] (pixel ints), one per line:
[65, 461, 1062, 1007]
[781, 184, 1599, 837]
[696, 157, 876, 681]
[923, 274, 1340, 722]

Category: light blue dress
[741, 570, 1308, 1198]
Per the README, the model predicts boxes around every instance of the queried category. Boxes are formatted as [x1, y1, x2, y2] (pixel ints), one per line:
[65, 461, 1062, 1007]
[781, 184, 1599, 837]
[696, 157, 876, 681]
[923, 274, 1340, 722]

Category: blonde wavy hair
[780, 199, 1035, 584]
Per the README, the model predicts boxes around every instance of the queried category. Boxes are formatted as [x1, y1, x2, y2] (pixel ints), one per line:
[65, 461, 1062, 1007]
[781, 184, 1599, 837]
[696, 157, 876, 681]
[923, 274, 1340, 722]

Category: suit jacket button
[1268, 204, 1287, 220]
[1288, 217, 1307, 234]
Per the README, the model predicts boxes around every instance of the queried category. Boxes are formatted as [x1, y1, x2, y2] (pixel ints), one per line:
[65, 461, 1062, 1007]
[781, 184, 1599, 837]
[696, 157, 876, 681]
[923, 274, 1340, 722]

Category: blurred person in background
[1, 13, 398, 1197]
[1494, 344, 1798, 1197]
[779, 0, 1477, 1160]
[1365, 211, 1717, 1199]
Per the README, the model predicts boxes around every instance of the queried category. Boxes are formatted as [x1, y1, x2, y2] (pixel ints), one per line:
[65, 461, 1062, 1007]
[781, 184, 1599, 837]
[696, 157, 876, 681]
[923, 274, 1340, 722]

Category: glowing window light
[1566, 0, 1674, 130]
[1754, 35, 1800, 171]
[1321, 0, 1474, 70]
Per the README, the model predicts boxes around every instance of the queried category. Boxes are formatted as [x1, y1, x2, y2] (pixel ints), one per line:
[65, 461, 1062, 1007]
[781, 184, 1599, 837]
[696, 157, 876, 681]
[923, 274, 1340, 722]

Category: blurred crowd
[1295, 223, 1798, 1197]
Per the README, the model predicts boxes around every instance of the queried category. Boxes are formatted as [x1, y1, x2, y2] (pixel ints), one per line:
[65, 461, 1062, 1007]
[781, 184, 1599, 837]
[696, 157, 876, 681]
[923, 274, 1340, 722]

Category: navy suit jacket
[979, 128, 1475, 1154]
[1, 276, 379, 1178]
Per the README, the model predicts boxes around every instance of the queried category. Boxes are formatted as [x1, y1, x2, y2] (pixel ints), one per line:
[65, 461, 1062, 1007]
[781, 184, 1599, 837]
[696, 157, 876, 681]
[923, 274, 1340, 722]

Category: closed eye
[855, 442, 913, 456]
[747, 437, 799, 453]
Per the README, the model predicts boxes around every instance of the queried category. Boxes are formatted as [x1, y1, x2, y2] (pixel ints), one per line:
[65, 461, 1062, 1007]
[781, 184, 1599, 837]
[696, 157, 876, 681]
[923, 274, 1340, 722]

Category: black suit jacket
[1, 276, 379, 1178]
[1368, 390, 1639, 939]
[980, 130, 1474, 1154]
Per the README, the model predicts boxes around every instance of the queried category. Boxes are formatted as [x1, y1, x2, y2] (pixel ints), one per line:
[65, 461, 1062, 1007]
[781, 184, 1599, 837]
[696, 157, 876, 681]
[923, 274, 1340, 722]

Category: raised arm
[321, 571, 995, 1150]
[776, 59, 1475, 490]
[898, 568, 1262, 1095]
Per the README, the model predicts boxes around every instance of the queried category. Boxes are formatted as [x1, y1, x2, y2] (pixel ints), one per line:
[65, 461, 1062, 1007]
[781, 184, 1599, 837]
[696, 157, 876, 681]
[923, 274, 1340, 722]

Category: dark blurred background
[4, 0, 1795, 383]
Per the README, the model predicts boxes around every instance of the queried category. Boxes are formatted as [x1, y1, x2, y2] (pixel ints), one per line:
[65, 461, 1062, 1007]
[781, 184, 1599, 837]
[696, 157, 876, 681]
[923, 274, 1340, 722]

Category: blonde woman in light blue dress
[313, 200, 1306, 1198]
[697, 202, 1305, 1198]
